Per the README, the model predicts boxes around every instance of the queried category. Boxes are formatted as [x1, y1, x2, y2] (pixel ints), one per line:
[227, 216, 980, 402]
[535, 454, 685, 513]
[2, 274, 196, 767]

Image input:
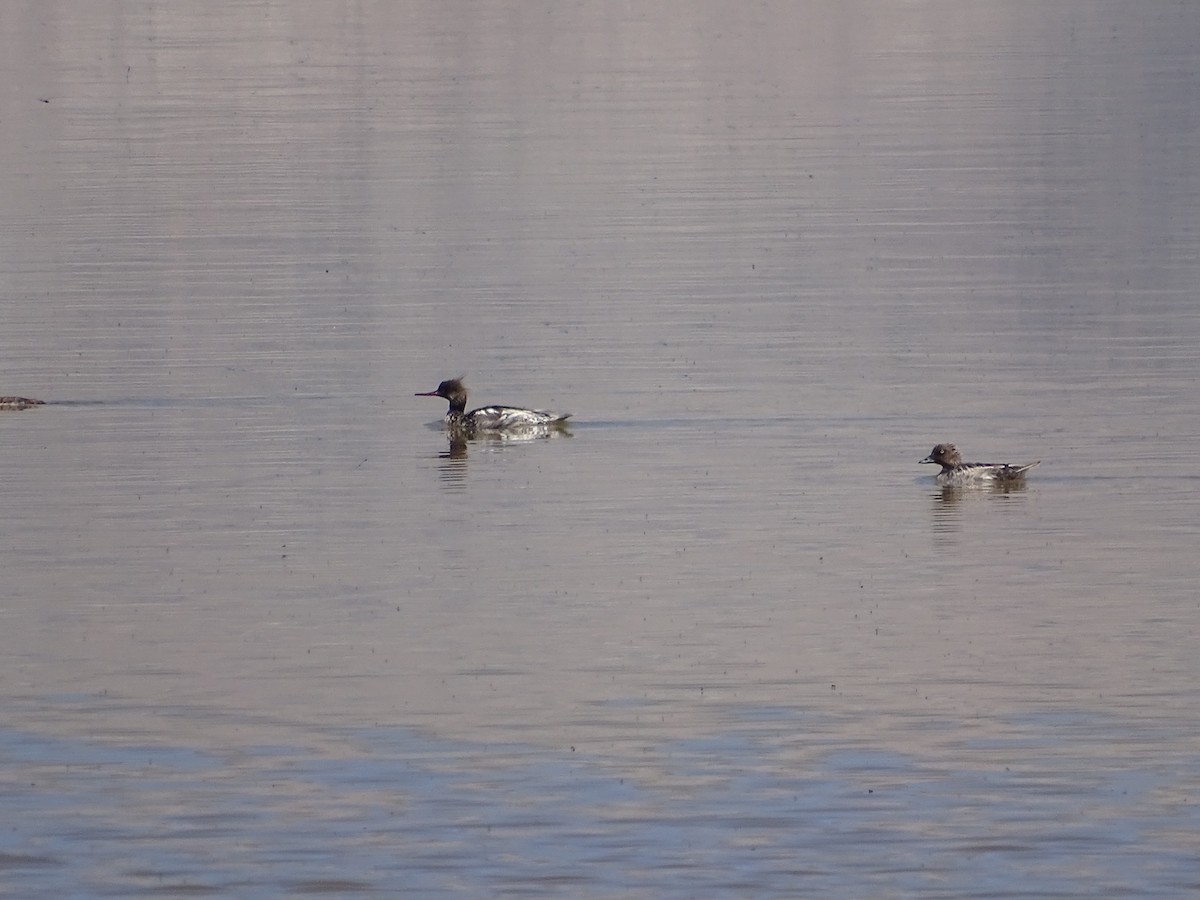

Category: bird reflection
[435, 433, 470, 488]
[928, 479, 1031, 544]
[446, 433, 469, 459]
[431, 424, 572, 488]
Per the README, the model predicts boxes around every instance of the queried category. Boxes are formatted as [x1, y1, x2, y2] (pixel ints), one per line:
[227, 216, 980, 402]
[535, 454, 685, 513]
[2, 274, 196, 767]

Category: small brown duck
[920, 443, 1039, 485]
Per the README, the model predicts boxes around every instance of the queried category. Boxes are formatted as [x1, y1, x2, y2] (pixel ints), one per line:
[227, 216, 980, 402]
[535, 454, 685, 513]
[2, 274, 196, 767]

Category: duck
[920, 443, 1039, 485]
[415, 378, 570, 431]
[0, 396, 44, 411]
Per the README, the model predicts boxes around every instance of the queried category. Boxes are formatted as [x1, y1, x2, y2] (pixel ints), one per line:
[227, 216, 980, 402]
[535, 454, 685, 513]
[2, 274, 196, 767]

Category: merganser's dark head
[415, 377, 468, 414]
[920, 443, 961, 467]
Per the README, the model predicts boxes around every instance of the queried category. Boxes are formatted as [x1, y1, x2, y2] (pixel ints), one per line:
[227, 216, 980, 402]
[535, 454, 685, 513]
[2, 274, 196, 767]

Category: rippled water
[3, 2, 1200, 896]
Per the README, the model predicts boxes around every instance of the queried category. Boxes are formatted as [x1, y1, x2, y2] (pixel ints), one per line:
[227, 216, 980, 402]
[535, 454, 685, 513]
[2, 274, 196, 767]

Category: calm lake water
[3, 2, 1200, 896]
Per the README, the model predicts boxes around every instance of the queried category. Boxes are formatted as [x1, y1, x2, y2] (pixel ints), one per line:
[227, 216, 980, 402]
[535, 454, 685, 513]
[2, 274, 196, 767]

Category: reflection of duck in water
[920, 443, 1039, 486]
[415, 378, 571, 432]
[0, 397, 44, 411]
[437, 424, 566, 476]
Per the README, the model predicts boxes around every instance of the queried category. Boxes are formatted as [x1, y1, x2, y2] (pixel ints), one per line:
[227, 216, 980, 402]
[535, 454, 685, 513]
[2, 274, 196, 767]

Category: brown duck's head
[920, 443, 961, 467]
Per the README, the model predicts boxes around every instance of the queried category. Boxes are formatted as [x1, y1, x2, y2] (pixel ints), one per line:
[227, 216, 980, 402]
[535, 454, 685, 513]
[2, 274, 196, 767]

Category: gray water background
[2, 2, 1199, 896]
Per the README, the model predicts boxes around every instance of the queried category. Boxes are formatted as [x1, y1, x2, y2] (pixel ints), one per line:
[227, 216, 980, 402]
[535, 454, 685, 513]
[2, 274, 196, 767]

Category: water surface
[2, 1, 1199, 896]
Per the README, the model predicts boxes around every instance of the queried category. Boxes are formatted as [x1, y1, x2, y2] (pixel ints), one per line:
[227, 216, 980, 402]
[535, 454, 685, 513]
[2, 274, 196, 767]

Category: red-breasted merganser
[920, 443, 1039, 486]
[0, 396, 44, 411]
[415, 378, 571, 431]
